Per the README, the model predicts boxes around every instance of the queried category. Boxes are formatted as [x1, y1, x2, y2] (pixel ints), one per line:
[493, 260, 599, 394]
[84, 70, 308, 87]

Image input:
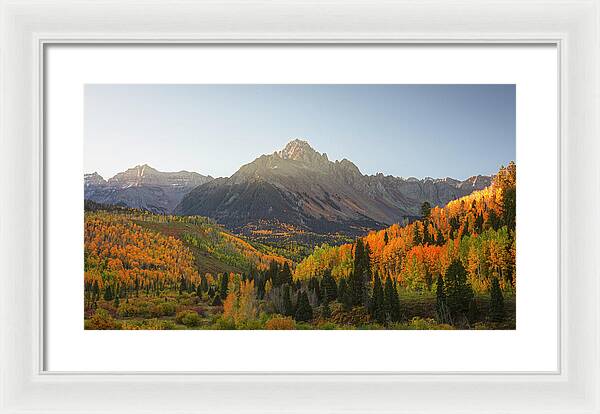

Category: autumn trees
[84, 213, 200, 308]
[294, 163, 517, 297]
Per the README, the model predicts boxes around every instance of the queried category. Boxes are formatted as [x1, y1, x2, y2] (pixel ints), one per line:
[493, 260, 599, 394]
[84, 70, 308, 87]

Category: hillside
[294, 162, 516, 294]
[84, 207, 289, 279]
[84, 164, 213, 214]
[175, 139, 491, 238]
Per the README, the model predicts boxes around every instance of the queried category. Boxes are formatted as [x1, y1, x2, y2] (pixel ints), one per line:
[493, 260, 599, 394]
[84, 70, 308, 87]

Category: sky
[84, 84, 515, 180]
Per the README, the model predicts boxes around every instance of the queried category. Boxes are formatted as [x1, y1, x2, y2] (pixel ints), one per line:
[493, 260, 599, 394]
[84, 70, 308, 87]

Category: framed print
[1, 0, 599, 413]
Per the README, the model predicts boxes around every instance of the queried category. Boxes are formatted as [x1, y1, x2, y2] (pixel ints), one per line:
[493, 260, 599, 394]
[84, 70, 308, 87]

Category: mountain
[175, 139, 491, 236]
[84, 164, 213, 214]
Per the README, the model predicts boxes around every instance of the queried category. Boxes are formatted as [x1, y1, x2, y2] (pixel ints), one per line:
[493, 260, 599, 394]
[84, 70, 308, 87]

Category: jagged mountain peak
[84, 172, 107, 186]
[277, 139, 329, 164]
[84, 164, 213, 214]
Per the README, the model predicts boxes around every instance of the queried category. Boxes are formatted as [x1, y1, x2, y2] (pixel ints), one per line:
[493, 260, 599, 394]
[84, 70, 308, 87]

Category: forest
[84, 163, 516, 330]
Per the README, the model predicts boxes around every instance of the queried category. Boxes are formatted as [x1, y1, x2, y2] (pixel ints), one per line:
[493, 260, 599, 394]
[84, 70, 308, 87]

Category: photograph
[83, 84, 516, 330]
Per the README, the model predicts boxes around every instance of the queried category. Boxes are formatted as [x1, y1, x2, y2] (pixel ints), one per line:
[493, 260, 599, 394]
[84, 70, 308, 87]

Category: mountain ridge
[175, 139, 492, 236]
[84, 165, 213, 214]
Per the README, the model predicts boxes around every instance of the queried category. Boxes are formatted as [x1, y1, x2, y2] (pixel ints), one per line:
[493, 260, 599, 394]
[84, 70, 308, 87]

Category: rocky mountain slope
[175, 140, 491, 235]
[84, 165, 213, 214]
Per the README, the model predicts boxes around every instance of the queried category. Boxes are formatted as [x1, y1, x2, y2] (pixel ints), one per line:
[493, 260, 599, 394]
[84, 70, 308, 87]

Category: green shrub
[150, 302, 177, 317]
[121, 318, 177, 330]
[175, 310, 201, 327]
[316, 321, 341, 330]
[211, 317, 236, 330]
[86, 309, 120, 330]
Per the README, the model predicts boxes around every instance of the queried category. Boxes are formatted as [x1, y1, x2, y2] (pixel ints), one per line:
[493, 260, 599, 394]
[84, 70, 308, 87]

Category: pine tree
[294, 291, 313, 322]
[268, 260, 280, 286]
[444, 260, 474, 322]
[436, 274, 451, 324]
[219, 273, 229, 300]
[321, 301, 331, 319]
[370, 274, 385, 323]
[280, 262, 293, 286]
[421, 201, 432, 219]
[383, 276, 396, 323]
[489, 277, 505, 322]
[103, 285, 114, 301]
[412, 223, 422, 246]
[308, 277, 321, 303]
[92, 280, 100, 301]
[350, 239, 370, 306]
[390, 279, 401, 322]
[422, 222, 430, 245]
[383, 231, 389, 245]
[474, 213, 484, 234]
[320, 269, 337, 303]
[338, 278, 352, 310]
[283, 284, 294, 316]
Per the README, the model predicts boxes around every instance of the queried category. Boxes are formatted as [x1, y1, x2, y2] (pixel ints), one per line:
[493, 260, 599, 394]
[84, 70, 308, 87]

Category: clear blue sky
[85, 84, 515, 180]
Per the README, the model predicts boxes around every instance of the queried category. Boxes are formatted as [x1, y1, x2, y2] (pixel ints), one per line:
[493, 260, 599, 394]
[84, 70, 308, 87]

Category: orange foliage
[84, 213, 199, 290]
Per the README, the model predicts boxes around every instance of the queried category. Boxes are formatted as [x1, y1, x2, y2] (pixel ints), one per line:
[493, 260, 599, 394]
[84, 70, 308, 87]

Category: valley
[83, 141, 516, 330]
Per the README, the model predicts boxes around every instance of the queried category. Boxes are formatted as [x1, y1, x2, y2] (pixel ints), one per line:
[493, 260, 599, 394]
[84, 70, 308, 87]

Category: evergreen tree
[268, 260, 280, 286]
[383, 231, 389, 245]
[412, 223, 422, 246]
[113, 293, 120, 308]
[308, 277, 321, 303]
[474, 213, 484, 234]
[436, 228, 445, 246]
[436, 274, 451, 324]
[338, 278, 353, 310]
[280, 262, 293, 286]
[294, 291, 313, 322]
[92, 280, 100, 301]
[383, 276, 396, 323]
[421, 201, 432, 219]
[320, 269, 337, 303]
[489, 277, 505, 322]
[350, 239, 370, 306]
[503, 187, 516, 231]
[422, 222, 430, 245]
[468, 299, 479, 324]
[219, 273, 229, 299]
[322, 301, 331, 319]
[103, 285, 114, 301]
[390, 279, 401, 322]
[282, 284, 294, 316]
[444, 260, 474, 321]
[370, 274, 385, 323]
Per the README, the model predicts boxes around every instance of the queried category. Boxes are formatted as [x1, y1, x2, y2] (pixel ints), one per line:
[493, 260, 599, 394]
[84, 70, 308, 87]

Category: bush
[316, 321, 341, 330]
[175, 310, 201, 327]
[150, 302, 177, 317]
[388, 317, 454, 330]
[211, 317, 237, 330]
[86, 309, 120, 330]
[116, 302, 148, 318]
[330, 303, 371, 326]
[265, 316, 296, 330]
[122, 318, 176, 330]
